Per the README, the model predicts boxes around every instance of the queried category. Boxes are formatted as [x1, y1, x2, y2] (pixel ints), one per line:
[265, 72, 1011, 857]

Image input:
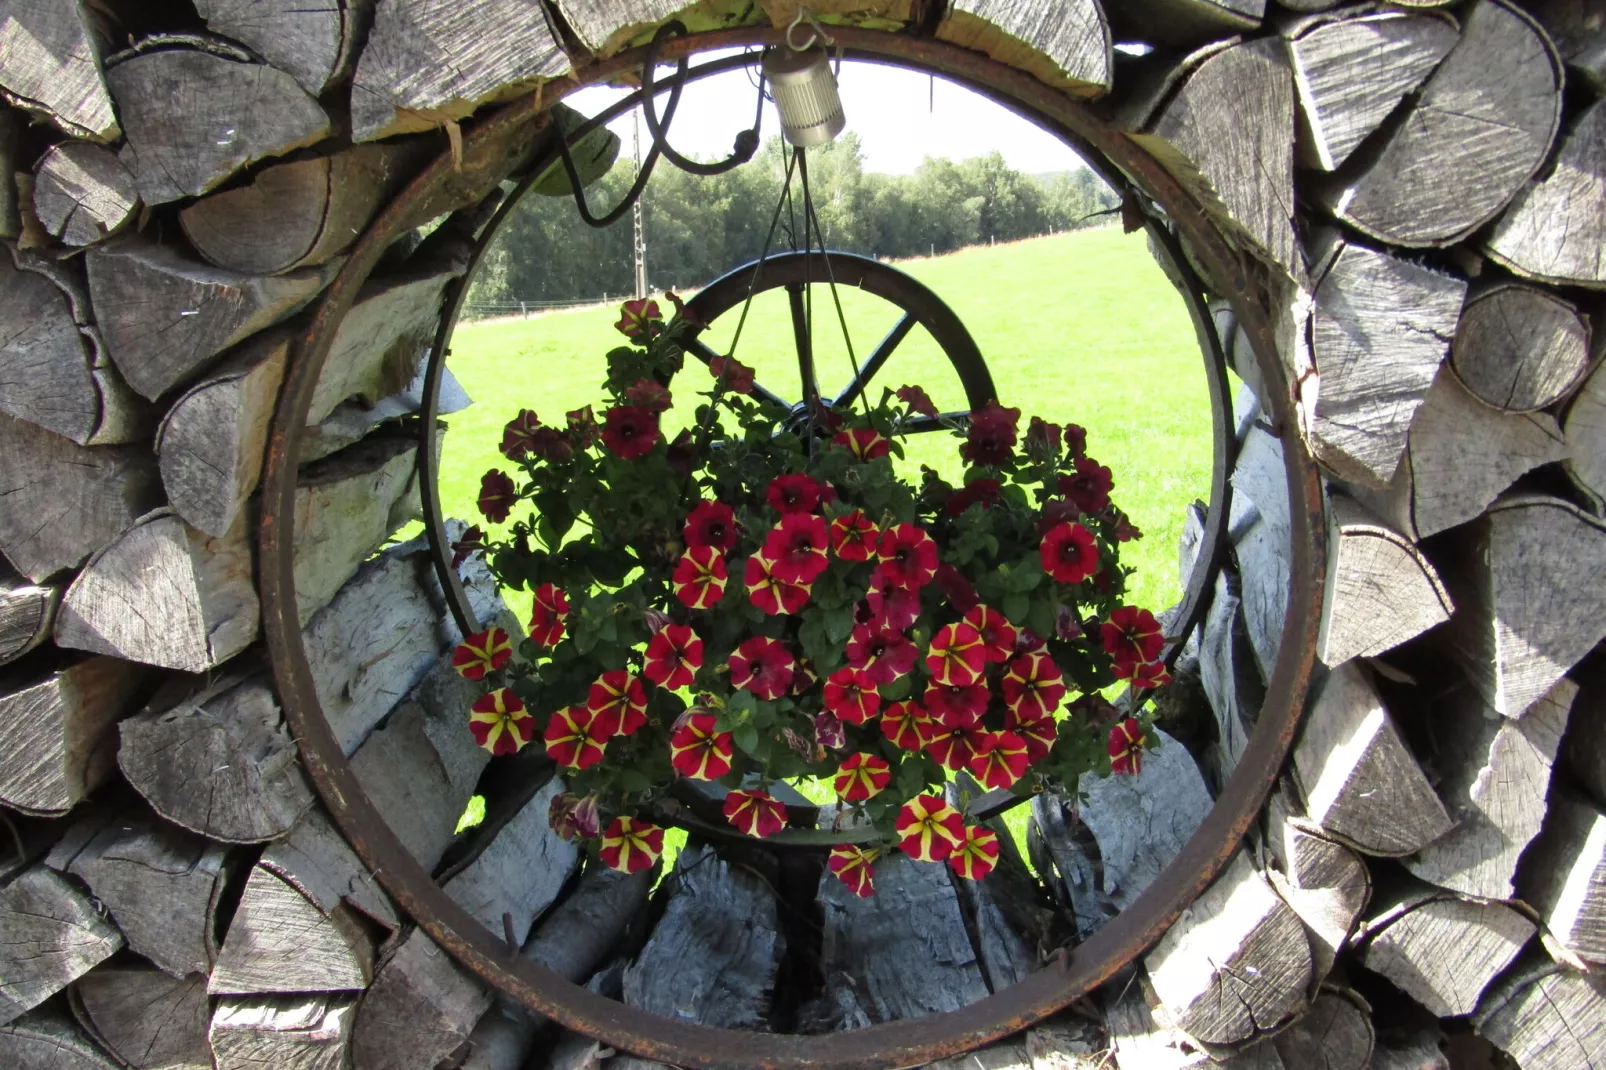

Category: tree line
[469, 133, 1119, 307]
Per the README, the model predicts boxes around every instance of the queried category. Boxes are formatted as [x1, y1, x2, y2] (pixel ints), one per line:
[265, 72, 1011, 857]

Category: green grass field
[439, 227, 1212, 861]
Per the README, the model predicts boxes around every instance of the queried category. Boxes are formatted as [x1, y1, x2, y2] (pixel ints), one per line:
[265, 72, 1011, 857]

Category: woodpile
[0, 2, 1599, 1069]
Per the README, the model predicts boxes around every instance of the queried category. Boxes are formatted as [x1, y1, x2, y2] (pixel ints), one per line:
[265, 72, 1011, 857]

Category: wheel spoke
[787, 282, 818, 405]
[832, 312, 916, 410]
[899, 411, 972, 434]
[683, 335, 794, 412]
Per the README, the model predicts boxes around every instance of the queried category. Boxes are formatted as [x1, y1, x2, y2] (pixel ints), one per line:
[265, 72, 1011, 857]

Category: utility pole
[632, 110, 647, 300]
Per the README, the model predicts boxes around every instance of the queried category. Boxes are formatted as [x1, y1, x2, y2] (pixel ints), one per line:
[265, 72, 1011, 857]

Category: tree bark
[1270, 989, 1373, 1070]
[1451, 282, 1594, 412]
[85, 238, 338, 401]
[0, 866, 123, 1025]
[1565, 345, 1606, 509]
[0, 1009, 118, 1070]
[1475, 961, 1606, 1070]
[209, 865, 376, 995]
[350, 0, 569, 142]
[73, 966, 212, 1070]
[1484, 98, 1606, 288]
[107, 44, 332, 206]
[0, 567, 58, 668]
[1228, 421, 1291, 682]
[0, 655, 151, 815]
[260, 805, 399, 932]
[0, 1, 119, 141]
[31, 142, 137, 248]
[935, 0, 1112, 96]
[1264, 791, 1371, 984]
[1318, 494, 1453, 667]
[1028, 792, 1103, 938]
[1316, 0, 1563, 247]
[1519, 785, 1606, 965]
[350, 927, 489, 1070]
[195, 0, 374, 97]
[209, 994, 358, 1070]
[1359, 892, 1535, 1017]
[440, 779, 579, 938]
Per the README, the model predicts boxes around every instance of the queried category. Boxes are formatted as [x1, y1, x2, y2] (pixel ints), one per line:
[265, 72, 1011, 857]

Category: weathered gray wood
[0, 1, 118, 141]
[1566, 339, 1606, 509]
[0, 568, 58, 667]
[351, 927, 489, 1070]
[86, 238, 338, 401]
[74, 966, 212, 1070]
[1567, 655, 1606, 808]
[0, 104, 19, 238]
[56, 508, 258, 673]
[210, 993, 357, 1070]
[31, 142, 135, 248]
[442, 779, 578, 937]
[1198, 567, 1262, 786]
[260, 805, 398, 931]
[1105, 0, 1262, 51]
[1484, 98, 1606, 288]
[1287, 12, 1458, 172]
[0, 866, 123, 1025]
[210, 865, 376, 994]
[1264, 792, 1371, 983]
[1270, 989, 1372, 1070]
[1144, 851, 1312, 1047]
[0, 1009, 118, 1069]
[1406, 678, 1573, 898]
[1302, 236, 1467, 488]
[1368, 1028, 1449, 1070]
[1351, 361, 1567, 541]
[1105, 982, 1216, 1070]
[298, 351, 471, 464]
[1228, 421, 1290, 682]
[922, 1016, 1105, 1070]
[1452, 283, 1594, 411]
[1027, 792, 1103, 937]
[1319, 494, 1453, 666]
[180, 139, 430, 276]
[1444, 495, 1606, 718]
[1360, 893, 1534, 1017]
[935, 0, 1111, 96]
[48, 810, 231, 978]
[1523, 0, 1606, 92]
[119, 672, 317, 843]
[946, 774, 1049, 991]
[195, 0, 373, 97]
[1520, 785, 1606, 965]
[1130, 38, 1299, 281]
[553, 0, 686, 56]
[0, 656, 149, 815]
[1293, 661, 1453, 856]
[1316, 0, 1562, 247]
[1476, 962, 1606, 1070]
[350, 0, 569, 142]
[108, 45, 332, 206]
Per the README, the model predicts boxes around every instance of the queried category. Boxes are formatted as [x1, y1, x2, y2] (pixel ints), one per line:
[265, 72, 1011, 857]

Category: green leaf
[1002, 591, 1030, 625]
[880, 674, 913, 702]
[1028, 596, 1058, 642]
[733, 722, 760, 756]
[619, 769, 651, 793]
[823, 603, 856, 645]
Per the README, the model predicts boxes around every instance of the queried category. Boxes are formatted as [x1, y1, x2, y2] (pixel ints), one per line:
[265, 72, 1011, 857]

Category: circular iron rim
[260, 26, 1324, 1070]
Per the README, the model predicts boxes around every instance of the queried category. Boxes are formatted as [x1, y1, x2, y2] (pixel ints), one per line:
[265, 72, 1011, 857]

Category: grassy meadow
[439, 226, 1213, 857]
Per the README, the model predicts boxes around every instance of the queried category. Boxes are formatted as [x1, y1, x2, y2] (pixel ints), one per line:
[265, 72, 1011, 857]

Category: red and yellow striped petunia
[467, 688, 533, 755]
[451, 627, 513, 680]
[894, 794, 966, 863]
[832, 752, 892, 803]
[543, 705, 605, 769]
[947, 825, 1000, 881]
[668, 712, 735, 781]
[600, 816, 664, 873]
[723, 789, 787, 838]
[827, 844, 878, 898]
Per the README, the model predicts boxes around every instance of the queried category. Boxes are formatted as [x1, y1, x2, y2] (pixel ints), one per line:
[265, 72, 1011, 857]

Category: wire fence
[460, 296, 621, 321]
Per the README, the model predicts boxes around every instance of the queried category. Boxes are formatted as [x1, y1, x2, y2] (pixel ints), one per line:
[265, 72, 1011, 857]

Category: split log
[922, 1015, 1104, 1070]
[179, 139, 432, 276]
[1270, 989, 1373, 1070]
[1523, 0, 1606, 92]
[1484, 98, 1606, 288]
[0, 1, 119, 141]
[1566, 345, 1606, 509]
[1227, 421, 1289, 682]
[1475, 961, 1606, 1070]
[1359, 892, 1534, 1017]
[441, 778, 578, 936]
[107, 45, 332, 205]
[1027, 792, 1103, 937]
[1368, 1029, 1450, 1070]
[1316, 0, 1562, 247]
[1264, 792, 1371, 983]
[1129, 38, 1300, 281]
[1105, 982, 1217, 1070]
[1302, 236, 1467, 488]
[298, 355, 471, 464]
[31, 142, 136, 248]
[0, 656, 151, 815]
[0, 1009, 117, 1069]
[85, 238, 338, 401]
[0, 568, 58, 667]
[1143, 851, 1312, 1047]
[1348, 364, 1568, 541]
[1198, 568, 1263, 786]
[1318, 494, 1453, 667]
[946, 774, 1050, 990]
[0, 866, 123, 1025]
[1451, 283, 1593, 412]
[210, 993, 357, 1070]
[1105, 0, 1262, 51]
[73, 965, 212, 1070]
[260, 805, 398, 931]
[351, 927, 489, 1070]
[55, 508, 258, 674]
[195, 0, 373, 97]
[209, 864, 376, 994]
[1405, 678, 1574, 899]
[1286, 11, 1458, 172]
[350, 0, 569, 142]
[1292, 661, 1452, 856]
[1442, 495, 1606, 718]
[935, 0, 1111, 96]
[1519, 785, 1606, 964]
[48, 809, 232, 978]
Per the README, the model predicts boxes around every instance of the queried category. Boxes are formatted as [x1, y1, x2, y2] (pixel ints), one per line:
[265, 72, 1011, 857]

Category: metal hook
[786, 7, 834, 52]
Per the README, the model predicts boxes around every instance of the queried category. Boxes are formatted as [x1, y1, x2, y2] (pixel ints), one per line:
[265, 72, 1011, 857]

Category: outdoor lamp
[764, 45, 845, 148]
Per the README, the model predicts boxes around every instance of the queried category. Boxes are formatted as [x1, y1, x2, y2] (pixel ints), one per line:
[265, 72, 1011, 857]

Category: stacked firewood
[0, 2, 1601, 1070]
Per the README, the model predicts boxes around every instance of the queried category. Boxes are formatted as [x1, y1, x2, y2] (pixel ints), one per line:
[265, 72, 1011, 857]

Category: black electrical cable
[639, 21, 765, 176]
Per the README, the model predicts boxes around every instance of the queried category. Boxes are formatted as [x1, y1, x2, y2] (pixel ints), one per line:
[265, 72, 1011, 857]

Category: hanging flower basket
[452, 297, 1169, 896]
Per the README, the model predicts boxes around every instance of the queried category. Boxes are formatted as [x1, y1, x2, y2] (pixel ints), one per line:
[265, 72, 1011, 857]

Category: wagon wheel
[680, 249, 997, 431]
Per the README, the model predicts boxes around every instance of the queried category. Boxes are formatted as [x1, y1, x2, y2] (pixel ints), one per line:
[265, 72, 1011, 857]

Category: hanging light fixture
[764, 14, 845, 148]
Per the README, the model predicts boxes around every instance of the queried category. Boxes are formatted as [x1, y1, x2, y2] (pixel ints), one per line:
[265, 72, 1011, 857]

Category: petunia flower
[845, 622, 918, 686]
[478, 470, 518, 523]
[926, 723, 992, 772]
[744, 552, 811, 616]
[1024, 416, 1061, 457]
[544, 705, 605, 769]
[530, 426, 574, 463]
[828, 844, 877, 897]
[709, 354, 756, 394]
[1125, 659, 1172, 689]
[967, 730, 1029, 790]
[792, 658, 820, 697]
[668, 712, 735, 781]
[673, 546, 728, 609]
[1059, 456, 1113, 514]
[452, 627, 512, 680]
[601, 405, 661, 460]
[586, 671, 648, 737]
[824, 668, 880, 725]
[1112, 509, 1143, 543]
[934, 564, 981, 613]
[1063, 423, 1088, 457]
[724, 789, 786, 838]
[730, 636, 796, 700]
[833, 428, 891, 461]
[548, 793, 600, 841]
[1001, 651, 1067, 720]
[1102, 606, 1165, 668]
[500, 409, 542, 459]
[643, 624, 703, 689]
[963, 605, 1018, 664]
[925, 621, 986, 688]
[874, 523, 939, 590]
[763, 513, 830, 585]
[1039, 521, 1099, 585]
[624, 378, 672, 413]
[599, 816, 664, 873]
[881, 699, 934, 752]
[896, 384, 938, 417]
[529, 583, 569, 647]
[829, 510, 879, 561]
[866, 572, 921, 633]
[948, 825, 1001, 881]
[944, 477, 1001, 517]
[923, 681, 989, 729]
[895, 794, 966, 862]
[767, 473, 823, 515]
[567, 406, 598, 448]
[683, 501, 738, 552]
[1109, 717, 1146, 775]
[450, 525, 485, 569]
[615, 298, 662, 339]
[1007, 708, 1057, 764]
[961, 400, 1021, 466]
[814, 710, 846, 751]
[468, 688, 533, 755]
[833, 752, 892, 802]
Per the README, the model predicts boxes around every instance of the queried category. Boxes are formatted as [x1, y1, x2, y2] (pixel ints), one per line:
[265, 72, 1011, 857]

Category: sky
[565, 50, 1090, 177]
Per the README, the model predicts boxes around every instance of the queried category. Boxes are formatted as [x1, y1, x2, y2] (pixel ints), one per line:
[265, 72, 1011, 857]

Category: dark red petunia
[665, 290, 704, 328]
[644, 624, 703, 689]
[529, 583, 570, 647]
[668, 713, 734, 781]
[666, 429, 696, 478]
[709, 354, 756, 394]
[1109, 717, 1146, 775]
[792, 658, 819, 697]
[530, 426, 574, 462]
[1102, 606, 1165, 668]
[1056, 605, 1084, 642]
[923, 681, 989, 729]
[944, 477, 1002, 517]
[673, 546, 727, 609]
[1124, 659, 1172, 689]
[824, 668, 880, 725]
[625, 378, 672, 413]
[961, 400, 1021, 466]
[1002, 651, 1067, 721]
[833, 428, 891, 461]
[934, 564, 981, 614]
[500, 409, 541, 459]
[1112, 509, 1144, 543]
[586, 671, 648, 738]
[763, 513, 830, 585]
[925, 722, 992, 772]
[866, 573, 921, 633]
[767, 473, 823, 515]
[730, 636, 796, 700]
[881, 699, 934, 751]
[1040, 521, 1099, 584]
[1007, 708, 1057, 764]
[845, 622, 918, 686]
[1064, 423, 1087, 457]
[478, 470, 518, 523]
[567, 407, 598, 448]
[1037, 497, 1081, 533]
[601, 405, 661, 460]
[683, 501, 739, 552]
[896, 384, 938, 417]
[925, 622, 986, 688]
[724, 789, 786, 838]
[1058, 456, 1113, 514]
[451, 525, 485, 568]
[1024, 416, 1061, 456]
[615, 298, 662, 339]
[745, 552, 811, 615]
[830, 510, 879, 561]
[874, 523, 939, 590]
[963, 605, 1017, 664]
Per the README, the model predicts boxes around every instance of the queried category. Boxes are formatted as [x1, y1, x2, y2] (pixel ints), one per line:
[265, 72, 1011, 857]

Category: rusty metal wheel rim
[260, 27, 1325, 1070]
